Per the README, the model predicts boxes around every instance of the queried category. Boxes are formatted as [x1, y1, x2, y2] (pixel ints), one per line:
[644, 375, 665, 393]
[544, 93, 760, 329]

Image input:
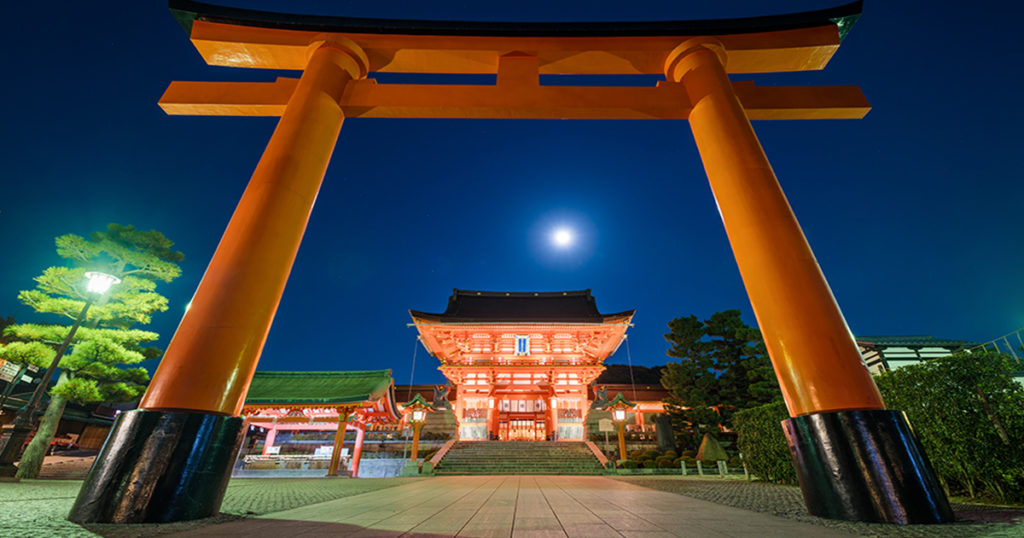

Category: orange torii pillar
[667, 38, 953, 524]
[68, 37, 369, 524]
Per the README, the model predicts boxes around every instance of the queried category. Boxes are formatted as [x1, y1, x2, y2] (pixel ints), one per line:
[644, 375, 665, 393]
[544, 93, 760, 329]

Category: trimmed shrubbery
[732, 400, 798, 485]
[874, 351, 1024, 503]
[733, 351, 1024, 503]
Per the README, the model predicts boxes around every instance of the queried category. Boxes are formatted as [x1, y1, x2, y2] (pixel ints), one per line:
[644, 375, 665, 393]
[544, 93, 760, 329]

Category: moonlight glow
[553, 229, 573, 246]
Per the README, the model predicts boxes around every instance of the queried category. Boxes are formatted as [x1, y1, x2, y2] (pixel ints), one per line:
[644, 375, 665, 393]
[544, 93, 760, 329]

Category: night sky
[2, 1, 1022, 388]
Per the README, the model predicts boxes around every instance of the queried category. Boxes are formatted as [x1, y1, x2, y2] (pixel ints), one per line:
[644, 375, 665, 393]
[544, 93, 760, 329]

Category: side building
[410, 289, 633, 442]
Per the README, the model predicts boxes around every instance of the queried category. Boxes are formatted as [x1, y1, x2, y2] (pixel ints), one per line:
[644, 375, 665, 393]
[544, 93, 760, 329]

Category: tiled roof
[409, 289, 633, 323]
[856, 335, 975, 348]
[244, 370, 394, 405]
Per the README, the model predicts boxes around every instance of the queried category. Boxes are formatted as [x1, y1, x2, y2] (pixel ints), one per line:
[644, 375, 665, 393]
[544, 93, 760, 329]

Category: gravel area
[612, 476, 1024, 538]
[0, 477, 422, 538]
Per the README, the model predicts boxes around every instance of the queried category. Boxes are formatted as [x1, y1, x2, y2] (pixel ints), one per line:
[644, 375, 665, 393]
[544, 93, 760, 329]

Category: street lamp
[0, 271, 120, 479]
[404, 393, 431, 463]
[606, 392, 636, 464]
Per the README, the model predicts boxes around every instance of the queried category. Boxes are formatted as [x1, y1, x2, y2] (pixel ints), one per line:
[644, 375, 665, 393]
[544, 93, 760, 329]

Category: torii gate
[69, 0, 953, 526]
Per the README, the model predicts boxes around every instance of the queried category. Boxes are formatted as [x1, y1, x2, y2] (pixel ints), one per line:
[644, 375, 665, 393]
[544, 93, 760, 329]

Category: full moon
[553, 229, 573, 246]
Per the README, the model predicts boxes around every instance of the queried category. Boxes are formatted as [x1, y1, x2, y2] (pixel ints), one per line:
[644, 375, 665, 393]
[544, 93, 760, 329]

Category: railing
[970, 327, 1024, 359]
[241, 454, 339, 471]
[966, 327, 1024, 374]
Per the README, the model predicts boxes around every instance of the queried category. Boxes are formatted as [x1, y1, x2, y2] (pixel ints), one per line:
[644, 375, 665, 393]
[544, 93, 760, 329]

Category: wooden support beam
[159, 77, 869, 120]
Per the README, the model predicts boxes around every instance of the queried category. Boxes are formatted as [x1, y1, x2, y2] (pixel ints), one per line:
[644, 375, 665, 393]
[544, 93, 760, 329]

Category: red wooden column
[486, 395, 498, 440]
[261, 427, 278, 456]
[328, 410, 351, 476]
[350, 425, 365, 477]
[666, 38, 884, 417]
[141, 36, 370, 416]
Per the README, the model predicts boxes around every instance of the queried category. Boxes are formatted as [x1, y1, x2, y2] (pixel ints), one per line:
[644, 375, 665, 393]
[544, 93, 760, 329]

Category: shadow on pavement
[84, 517, 469, 538]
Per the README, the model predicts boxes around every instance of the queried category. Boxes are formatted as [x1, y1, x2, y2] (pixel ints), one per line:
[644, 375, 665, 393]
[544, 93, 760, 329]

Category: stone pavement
[0, 477, 419, 538]
[2, 475, 1021, 538]
[159, 475, 871, 538]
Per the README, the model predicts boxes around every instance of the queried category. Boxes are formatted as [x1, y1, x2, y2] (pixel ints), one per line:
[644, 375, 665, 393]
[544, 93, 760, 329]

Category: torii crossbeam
[69, 0, 954, 526]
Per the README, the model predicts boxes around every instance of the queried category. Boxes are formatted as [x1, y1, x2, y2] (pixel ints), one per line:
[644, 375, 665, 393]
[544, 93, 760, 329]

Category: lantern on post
[404, 393, 431, 463]
[606, 392, 636, 463]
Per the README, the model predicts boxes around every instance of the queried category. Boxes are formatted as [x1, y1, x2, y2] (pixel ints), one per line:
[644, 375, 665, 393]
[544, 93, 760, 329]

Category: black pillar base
[67, 409, 245, 524]
[783, 409, 954, 525]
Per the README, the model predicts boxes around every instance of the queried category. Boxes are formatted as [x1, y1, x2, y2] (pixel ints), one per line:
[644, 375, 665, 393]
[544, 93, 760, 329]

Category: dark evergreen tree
[660, 309, 780, 448]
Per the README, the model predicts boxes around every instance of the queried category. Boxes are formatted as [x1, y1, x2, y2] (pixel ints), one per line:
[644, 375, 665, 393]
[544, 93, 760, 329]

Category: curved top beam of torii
[160, 1, 871, 120]
[167, 0, 862, 75]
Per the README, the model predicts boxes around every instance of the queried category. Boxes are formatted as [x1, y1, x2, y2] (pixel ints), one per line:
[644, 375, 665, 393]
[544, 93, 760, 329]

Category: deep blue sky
[2, 1, 1022, 387]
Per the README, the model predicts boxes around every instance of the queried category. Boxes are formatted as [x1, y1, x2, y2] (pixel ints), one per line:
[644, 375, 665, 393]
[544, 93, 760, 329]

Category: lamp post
[606, 393, 636, 464]
[0, 271, 120, 479]
[405, 396, 430, 462]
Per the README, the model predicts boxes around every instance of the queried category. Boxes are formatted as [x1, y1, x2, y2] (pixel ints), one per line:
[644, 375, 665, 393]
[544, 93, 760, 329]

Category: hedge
[875, 351, 1024, 503]
[732, 400, 797, 485]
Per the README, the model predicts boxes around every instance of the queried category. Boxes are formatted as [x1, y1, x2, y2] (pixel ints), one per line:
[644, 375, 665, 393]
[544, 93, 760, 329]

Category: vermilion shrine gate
[70, 0, 954, 527]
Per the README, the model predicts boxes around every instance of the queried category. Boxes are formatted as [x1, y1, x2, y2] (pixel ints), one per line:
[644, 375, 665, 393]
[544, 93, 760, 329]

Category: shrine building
[410, 289, 633, 442]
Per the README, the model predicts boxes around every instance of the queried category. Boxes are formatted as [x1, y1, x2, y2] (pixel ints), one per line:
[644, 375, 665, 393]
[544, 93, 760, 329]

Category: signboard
[315, 446, 349, 457]
[0, 360, 21, 383]
[266, 446, 281, 454]
[599, 418, 614, 433]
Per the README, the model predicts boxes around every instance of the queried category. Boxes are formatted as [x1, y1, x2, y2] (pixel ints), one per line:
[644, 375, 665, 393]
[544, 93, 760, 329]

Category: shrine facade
[410, 289, 633, 442]
[240, 370, 400, 477]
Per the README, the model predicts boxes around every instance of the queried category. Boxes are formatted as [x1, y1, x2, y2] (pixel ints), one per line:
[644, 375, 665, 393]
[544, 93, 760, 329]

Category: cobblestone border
[612, 476, 1024, 538]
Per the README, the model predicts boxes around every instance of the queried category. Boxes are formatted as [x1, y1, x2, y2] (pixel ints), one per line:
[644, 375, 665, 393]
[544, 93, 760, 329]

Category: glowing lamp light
[84, 272, 121, 294]
[411, 410, 425, 423]
[613, 409, 626, 422]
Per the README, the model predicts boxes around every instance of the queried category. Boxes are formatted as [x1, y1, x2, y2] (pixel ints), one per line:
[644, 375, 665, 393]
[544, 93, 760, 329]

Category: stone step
[435, 441, 602, 476]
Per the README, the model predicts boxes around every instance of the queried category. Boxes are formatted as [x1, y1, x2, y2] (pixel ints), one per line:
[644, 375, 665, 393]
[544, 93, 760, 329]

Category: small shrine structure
[410, 289, 633, 441]
[240, 370, 400, 476]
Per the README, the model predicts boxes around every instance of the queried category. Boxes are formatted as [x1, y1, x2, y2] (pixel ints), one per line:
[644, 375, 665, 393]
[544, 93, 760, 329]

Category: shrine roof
[170, 0, 861, 41]
[244, 370, 394, 405]
[592, 384, 670, 403]
[856, 336, 975, 348]
[409, 289, 634, 324]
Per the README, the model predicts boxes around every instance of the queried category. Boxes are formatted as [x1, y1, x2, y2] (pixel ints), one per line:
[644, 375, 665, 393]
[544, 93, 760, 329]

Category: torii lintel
[160, 0, 870, 120]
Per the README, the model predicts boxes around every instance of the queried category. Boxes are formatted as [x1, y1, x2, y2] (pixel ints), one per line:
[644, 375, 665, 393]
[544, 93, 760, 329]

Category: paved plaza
[159, 475, 850, 538]
[3, 475, 1022, 538]
[164, 475, 1014, 538]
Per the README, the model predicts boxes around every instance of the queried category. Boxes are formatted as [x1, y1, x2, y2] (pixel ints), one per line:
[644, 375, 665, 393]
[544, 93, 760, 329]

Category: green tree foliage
[732, 400, 798, 485]
[660, 310, 781, 449]
[0, 224, 183, 479]
[875, 351, 1024, 503]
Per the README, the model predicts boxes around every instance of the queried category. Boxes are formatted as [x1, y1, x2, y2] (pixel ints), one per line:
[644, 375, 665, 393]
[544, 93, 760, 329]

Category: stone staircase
[434, 441, 603, 475]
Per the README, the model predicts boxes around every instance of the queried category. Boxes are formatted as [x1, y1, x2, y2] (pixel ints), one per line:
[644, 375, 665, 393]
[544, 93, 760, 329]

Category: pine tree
[660, 309, 780, 449]
[0, 224, 183, 479]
